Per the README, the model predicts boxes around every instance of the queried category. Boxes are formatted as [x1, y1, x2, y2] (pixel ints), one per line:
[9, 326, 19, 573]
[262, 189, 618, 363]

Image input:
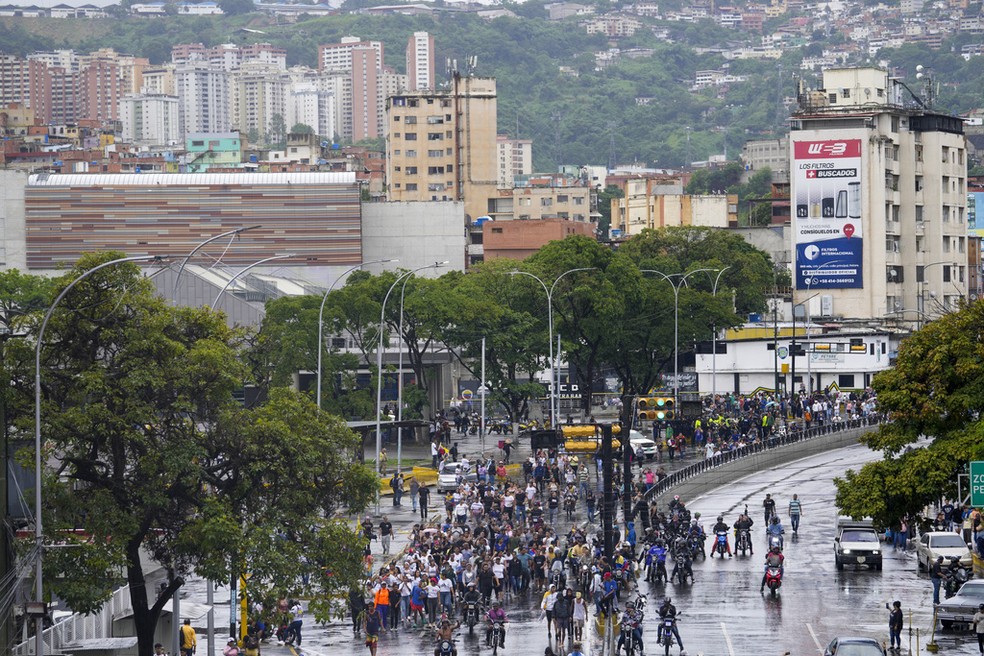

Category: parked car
[823, 637, 887, 656]
[437, 461, 476, 492]
[916, 531, 973, 570]
[936, 579, 984, 629]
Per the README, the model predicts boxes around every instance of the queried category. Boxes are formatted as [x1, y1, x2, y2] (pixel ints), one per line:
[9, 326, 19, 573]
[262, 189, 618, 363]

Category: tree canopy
[834, 300, 984, 528]
[4, 254, 375, 655]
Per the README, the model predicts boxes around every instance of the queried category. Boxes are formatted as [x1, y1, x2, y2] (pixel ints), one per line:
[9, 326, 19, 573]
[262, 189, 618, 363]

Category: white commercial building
[119, 93, 180, 146]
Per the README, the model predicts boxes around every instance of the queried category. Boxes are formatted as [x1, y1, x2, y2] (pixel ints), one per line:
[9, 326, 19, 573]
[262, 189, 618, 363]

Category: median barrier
[645, 417, 883, 509]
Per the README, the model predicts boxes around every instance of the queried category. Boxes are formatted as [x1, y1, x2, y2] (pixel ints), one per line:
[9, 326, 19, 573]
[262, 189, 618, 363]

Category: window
[915, 145, 923, 162]
[541, 198, 553, 207]
[428, 132, 442, 141]
[943, 266, 951, 282]
[428, 166, 444, 174]
[557, 194, 569, 203]
[406, 166, 417, 175]
[406, 150, 417, 157]
[447, 165, 453, 172]
[394, 116, 401, 122]
[404, 116, 416, 124]
[491, 227, 503, 233]
[192, 140, 204, 147]
[394, 149, 401, 155]
[915, 205, 924, 222]
[840, 88, 850, 98]
[885, 236, 900, 253]
[886, 265, 903, 282]
[405, 133, 417, 141]
[393, 133, 401, 139]
[406, 183, 418, 191]
[574, 197, 585, 205]
[426, 115, 443, 124]
[331, 337, 346, 349]
[428, 149, 443, 157]
[915, 176, 923, 192]
[838, 374, 855, 388]
[891, 116, 899, 132]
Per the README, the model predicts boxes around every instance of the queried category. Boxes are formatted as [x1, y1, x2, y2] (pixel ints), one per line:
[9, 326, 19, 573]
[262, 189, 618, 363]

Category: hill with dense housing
[2, 0, 983, 170]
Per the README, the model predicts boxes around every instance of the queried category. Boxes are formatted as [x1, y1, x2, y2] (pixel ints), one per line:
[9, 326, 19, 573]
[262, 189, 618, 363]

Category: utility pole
[600, 424, 615, 562]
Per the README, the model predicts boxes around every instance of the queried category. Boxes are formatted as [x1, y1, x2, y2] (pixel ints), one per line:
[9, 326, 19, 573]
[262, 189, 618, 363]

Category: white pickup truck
[834, 516, 883, 571]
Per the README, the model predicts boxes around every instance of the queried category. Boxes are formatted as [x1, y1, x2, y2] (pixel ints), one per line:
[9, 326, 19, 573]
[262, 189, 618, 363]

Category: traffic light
[638, 396, 675, 421]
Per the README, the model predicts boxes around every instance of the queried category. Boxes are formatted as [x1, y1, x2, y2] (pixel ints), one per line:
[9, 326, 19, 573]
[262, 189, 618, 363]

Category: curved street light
[34, 254, 166, 656]
[708, 266, 731, 397]
[211, 254, 295, 311]
[374, 263, 447, 492]
[508, 267, 597, 427]
[316, 259, 398, 411]
[172, 225, 261, 298]
[641, 268, 716, 400]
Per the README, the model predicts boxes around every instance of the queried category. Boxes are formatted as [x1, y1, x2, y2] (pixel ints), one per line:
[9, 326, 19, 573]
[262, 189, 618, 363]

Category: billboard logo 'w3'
[807, 142, 848, 156]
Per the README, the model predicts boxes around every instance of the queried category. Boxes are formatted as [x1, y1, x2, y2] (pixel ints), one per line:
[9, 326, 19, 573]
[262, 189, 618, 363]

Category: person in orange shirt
[374, 583, 391, 629]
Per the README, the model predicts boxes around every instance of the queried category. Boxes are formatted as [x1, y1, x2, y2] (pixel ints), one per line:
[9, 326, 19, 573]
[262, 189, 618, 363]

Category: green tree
[834, 300, 984, 528]
[10, 254, 374, 656]
[290, 122, 315, 135]
[219, 0, 254, 15]
[268, 113, 287, 149]
[596, 184, 624, 237]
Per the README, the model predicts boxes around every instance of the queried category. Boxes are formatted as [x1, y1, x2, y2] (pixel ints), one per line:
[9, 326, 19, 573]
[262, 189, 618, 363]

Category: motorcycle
[736, 529, 751, 556]
[647, 557, 667, 585]
[768, 531, 784, 551]
[437, 638, 456, 656]
[713, 530, 729, 558]
[619, 615, 643, 656]
[944, 559, 970, 599]
[658, 616, 680, 656]
[489, 621, 505, 655]
[688, 534, 705, 561]
[564, 495, 577, 521]
[463, 601, 481, 633]
[670, 553, 693, 585]
[765, 566, 783, 595]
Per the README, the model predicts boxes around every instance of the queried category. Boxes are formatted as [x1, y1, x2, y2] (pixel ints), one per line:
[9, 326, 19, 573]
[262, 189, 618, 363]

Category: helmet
[717, 516, 723, 522]
[694, 512, 701, 518]
[673, 495, 680, 501]
[771, 516, 779, 524]
[663, 596, 671, 605]
[493, 600, 501, 607]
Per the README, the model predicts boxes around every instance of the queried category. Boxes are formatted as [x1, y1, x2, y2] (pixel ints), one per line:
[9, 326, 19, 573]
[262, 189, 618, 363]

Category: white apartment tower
[789, 67, 968, 325]
[406, 32, 435, 91]
[496, 134, 533, 188]
[119, 93, 179, 146]
[175, 63, 232, 136]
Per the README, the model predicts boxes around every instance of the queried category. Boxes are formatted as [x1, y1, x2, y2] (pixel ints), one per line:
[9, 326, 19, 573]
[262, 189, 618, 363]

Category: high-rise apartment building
[318, 37, 383, 73]
[232, 61, 289, 141]
[175, 63, 232, 136]
[789, 67, 968, 322]
[350, 45, 380, 142]
[120, 93, 180, 146]
[496, 135, 533, 188]
[406, 32, 435, 91]
[386, 75, 498, 221]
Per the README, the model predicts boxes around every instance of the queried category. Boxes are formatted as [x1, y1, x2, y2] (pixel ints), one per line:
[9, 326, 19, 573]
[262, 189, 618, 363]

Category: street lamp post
[800, 259, 843, 396]
[374, 263, 446, 493]
[34, 254, 165, 656]
[641, 268, 716, 400]
[396, 261, 448, 472]
[211, 254, 296, 310]
[317, 259, 398, 411]
[917, 261, 950, 330]
[708, 266, 731, 397]
[172, 225, 261, 298]
[508, 268, 596, 427]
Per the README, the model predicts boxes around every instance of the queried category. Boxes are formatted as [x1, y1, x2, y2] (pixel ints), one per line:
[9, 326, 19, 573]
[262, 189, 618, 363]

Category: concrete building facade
[789, 67, 968, 321]
[386, 75, 498, 222]
[119, 93, 180, 146]
[496, 135, 533, 188]
[406, 31, 435, 91]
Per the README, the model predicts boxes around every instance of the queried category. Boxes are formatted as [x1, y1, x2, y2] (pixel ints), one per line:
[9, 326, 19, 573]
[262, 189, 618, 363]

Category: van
[834, 516, 882, 571]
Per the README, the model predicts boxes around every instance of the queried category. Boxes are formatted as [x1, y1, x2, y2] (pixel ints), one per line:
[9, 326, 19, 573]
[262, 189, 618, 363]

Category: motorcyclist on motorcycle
[759, 546, 785, 593]
[733, 513, 754, 555]
[670, 546, 693, 584]
[711, 516, 732, 558]
[485, 601, 507, 647]
[640, 539, 669, 583]
[615, 600, 644, 655]
[766, 516, 785, 550]
[462, 583, 482, 623]
[657, 597, 687, 654]
[433, 617, 461, 656]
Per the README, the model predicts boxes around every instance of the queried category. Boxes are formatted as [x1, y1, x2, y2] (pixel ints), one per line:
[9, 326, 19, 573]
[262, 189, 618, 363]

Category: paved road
[186, 440, 982, 656]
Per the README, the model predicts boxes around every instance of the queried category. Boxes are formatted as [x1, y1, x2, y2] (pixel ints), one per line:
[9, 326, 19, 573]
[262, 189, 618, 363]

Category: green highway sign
[972, 461, 984, 507]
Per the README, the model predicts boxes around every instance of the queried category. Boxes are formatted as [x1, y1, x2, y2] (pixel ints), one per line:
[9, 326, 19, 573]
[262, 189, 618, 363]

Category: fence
[13, 584, 133, 655]
[644, 415, 884, 506]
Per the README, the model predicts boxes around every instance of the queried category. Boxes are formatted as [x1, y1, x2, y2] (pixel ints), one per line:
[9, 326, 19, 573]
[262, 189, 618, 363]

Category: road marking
[807, 622, 824, 652]
[721, 621, 735, 656]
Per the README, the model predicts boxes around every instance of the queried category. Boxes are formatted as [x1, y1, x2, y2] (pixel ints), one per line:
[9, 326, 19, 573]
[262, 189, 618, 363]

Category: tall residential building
[406, 31, 435, 91]
[317, 37, 387, 142]
[0, 55, 31, 107]
[789, 67, 968, 324]
[119, 93, 180, 146]
[231, 61, 289, 141]
[141, 65, 177, 96]
[496, 135, 533, 187]
[175, 63, 232, 136]
[386, 75, 498, 222]
[287, 80, 336, 140]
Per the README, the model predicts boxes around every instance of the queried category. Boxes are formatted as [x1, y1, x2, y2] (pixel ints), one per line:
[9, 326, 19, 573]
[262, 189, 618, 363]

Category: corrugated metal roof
[27, 172, 357, 186]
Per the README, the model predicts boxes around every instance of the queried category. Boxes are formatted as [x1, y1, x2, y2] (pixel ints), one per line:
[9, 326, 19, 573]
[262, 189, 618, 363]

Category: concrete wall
[650, 424, 875, 508]
[362, 200, 466, 274]
[0, 170, 28, 271]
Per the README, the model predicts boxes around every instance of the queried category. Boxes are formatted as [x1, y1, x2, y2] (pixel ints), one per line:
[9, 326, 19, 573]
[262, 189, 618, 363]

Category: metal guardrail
[13, 581, 133, 655]
[644, 415, 885, 503]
